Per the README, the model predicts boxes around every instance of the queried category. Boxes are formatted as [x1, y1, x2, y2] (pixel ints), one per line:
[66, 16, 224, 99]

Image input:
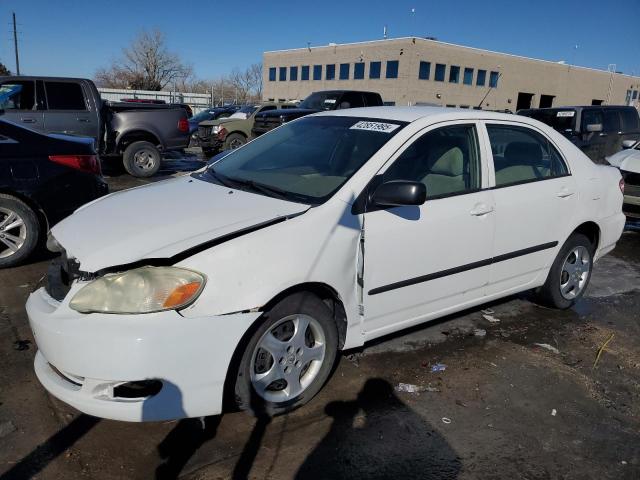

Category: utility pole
[12, 12, 20, 75]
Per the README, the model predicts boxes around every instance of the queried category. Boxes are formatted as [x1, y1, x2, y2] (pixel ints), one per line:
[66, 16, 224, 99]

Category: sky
[0, 0, 638, 81]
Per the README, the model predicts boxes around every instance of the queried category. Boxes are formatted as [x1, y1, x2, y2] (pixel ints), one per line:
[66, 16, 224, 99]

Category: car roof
[314, 106, 532, 124]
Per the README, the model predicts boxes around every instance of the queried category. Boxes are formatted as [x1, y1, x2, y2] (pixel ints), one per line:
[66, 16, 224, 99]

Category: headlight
[69, 266, 206, 314]
[211, 125, 221, 133]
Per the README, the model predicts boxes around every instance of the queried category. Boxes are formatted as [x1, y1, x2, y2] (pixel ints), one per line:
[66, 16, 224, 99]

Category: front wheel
[537, 233, 594, 309]
[224, 133, 246, 150]
[123, 141, 161, 178]
[234, 292, 338, 416]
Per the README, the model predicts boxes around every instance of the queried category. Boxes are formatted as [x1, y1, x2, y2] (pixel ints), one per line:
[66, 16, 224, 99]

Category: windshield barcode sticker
[557, 111, 575, 117]
[350, 121, 400, 133]
[323, 99, 337, 104]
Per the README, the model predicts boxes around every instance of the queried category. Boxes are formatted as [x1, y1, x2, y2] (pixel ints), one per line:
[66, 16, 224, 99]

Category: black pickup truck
[251, 90, 383, 137]
[0, 76, 191, 177]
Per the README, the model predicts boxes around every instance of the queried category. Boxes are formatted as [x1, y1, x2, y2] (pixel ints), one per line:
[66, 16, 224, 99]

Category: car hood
[607, 149, 640, 173]
[199, 117, 237, 127]
[52, 175, 310, 272]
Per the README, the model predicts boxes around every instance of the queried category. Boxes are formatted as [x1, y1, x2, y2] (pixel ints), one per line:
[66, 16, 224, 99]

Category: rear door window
[603, 109, 621, 133]
[621, 109, 640, 132]
[44, 81, 87, 110]
[486, 124, 569, 187]
[0, 81, 35, 110]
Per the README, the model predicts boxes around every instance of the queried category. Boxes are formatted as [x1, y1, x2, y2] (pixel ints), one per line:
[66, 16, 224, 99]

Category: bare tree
[95, 29, 192, 91]
[0, 62, 10, 76]
[248, 63, 263, 99]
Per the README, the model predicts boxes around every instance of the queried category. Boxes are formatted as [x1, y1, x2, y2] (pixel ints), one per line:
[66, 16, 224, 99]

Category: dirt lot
[1, 158, 639, 479]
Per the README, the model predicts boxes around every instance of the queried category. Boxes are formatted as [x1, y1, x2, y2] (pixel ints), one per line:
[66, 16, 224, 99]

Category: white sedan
[27, 107, 625, 421]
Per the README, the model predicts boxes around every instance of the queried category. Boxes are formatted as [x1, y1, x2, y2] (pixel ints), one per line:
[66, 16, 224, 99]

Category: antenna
[12, 12, 20, 75]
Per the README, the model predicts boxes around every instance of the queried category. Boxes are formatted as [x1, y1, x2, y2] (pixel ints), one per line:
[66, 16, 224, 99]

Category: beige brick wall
[262, 38, 640, 111]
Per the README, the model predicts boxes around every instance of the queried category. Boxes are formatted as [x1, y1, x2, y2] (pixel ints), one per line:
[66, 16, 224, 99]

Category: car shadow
[293, 378, 462, 480]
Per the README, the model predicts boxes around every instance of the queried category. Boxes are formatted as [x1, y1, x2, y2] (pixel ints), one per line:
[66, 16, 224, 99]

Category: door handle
[556, 188, 575, 198]
[598, 133, 607, 137]
[76, 118, 90, 123]
[21, 118, 36, 123]
[470, 203, 494, 216]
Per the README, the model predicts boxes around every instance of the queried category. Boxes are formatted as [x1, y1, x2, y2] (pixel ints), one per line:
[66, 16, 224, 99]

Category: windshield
[299, 92, 342, 111]
[199, 116, 406, 204]
[191, 110, 215, 123]
[519, 109, 577, 134]
[229, 105, 258, 119]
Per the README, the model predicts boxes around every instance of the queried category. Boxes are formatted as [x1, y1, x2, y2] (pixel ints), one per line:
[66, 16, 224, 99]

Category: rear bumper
[27, 286, 260, 422]
[595, 212, 626, 260]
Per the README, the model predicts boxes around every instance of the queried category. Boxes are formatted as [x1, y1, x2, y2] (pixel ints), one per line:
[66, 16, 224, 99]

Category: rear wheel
[234, 292, 338, 416]
[123, 141, 161, 178]
[537, 233, 594, 309]
[224, 133, 246, 150]
[0, 194, 40, 268]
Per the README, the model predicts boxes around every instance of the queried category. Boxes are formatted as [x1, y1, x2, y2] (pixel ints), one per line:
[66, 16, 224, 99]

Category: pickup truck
[0, 76, 190, 177]
[251, 90, 383, 137]
[197, 101, 296, 156]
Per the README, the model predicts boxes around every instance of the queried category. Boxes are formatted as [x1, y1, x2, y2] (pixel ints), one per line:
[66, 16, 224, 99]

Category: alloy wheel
[559, 245, 591, 300]
[133, 149, 157, 170]
[250, 314, 326, 403]
[0, 207, 27, 259]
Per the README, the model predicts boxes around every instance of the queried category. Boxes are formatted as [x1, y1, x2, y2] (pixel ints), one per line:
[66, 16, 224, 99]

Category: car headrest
[504, 141, 542, 165]
[429, 146, 464, 176]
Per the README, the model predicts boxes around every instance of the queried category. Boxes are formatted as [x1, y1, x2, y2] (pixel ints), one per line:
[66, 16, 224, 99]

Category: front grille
[253, 117, 283, 133]
[198, 125, 212, 138]
[622, 170, 640, 188]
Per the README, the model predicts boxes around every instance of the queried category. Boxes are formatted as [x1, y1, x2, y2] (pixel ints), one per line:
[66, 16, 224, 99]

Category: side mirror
[372, 180, 426, 207]
[585, 123, 603, 133]
[622, 139, 636, 149]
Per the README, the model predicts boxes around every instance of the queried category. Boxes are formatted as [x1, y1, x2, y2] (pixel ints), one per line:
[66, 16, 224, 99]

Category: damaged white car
[607, 139, 640, 222]
[27, 107, 625, 421]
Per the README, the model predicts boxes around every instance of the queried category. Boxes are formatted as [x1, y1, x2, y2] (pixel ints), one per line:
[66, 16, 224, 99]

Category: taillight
[178, 118, 189, 132]
[619, 177, 625, 194]
[49, 155, 101, 175]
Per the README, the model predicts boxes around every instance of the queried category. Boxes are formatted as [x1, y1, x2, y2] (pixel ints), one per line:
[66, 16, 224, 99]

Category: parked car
[251, 90, 383, 137]
[0, 118, 108, 268]
[28, 107, 624, 421]
[0, 77, 191, 178]
[518, 105, 640, 164]
[197, 102, 295, 156]
[188, 106, 240, 136]
[607, 139, 640, 221]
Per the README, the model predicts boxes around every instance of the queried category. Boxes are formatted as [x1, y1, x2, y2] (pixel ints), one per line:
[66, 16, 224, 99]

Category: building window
[449, 66, 460, 83]
[279, 67, 286, 81]
[463, 68, 473, 85]
[489, 71, 499, 88]
[326, 64, 335, 80]
[476, 69, 486, 86]
[313, 65, 322, 80]
[301, 66, 310, 81]
[268, 67, 276, 82]
[339, 63, 350, 80]
[354, 62, 365, 79]
[418, 61, 431, 80]
[386, 60, 399, 79]
[435, 63, 446, 82]
[369, 61, 381, 79]
[289, 66, 298, 81]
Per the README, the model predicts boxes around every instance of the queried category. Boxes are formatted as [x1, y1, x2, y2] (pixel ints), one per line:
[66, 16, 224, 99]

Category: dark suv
[252, 90, 383, 137]
[518, 105, 640, 163]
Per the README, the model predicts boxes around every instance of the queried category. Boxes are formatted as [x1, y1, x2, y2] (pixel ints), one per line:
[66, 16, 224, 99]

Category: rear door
[483, 121, 577, 294]
[602, 108, 623, 158]
[42, 80, 100, 139]
[0, 79, 44, 131]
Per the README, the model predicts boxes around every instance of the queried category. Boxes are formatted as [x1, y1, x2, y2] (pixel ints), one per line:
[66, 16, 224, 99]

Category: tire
[224, 133, 246, 151]
[122, 141, 161, 178]
[536, 233, 594, 309]
[0, 194, 40, 268]
[234, 292, 338, 417]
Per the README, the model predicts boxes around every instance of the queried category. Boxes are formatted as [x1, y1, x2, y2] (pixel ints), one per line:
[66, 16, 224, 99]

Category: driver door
[362, 122, 495, 338]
